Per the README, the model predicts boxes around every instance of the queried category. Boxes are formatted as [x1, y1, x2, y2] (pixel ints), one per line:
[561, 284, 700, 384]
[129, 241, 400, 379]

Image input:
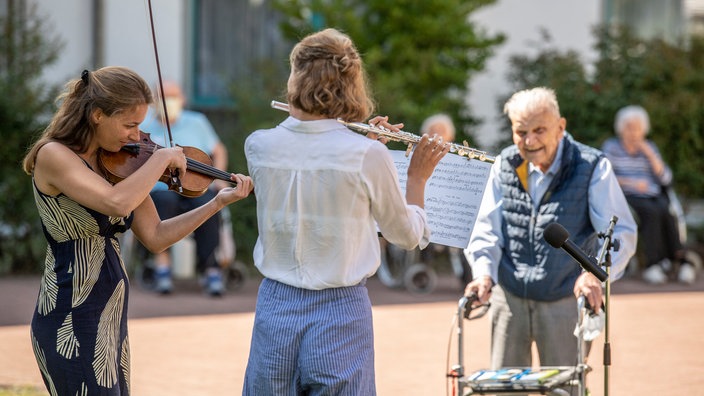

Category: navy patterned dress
[30, 179, 133, 396]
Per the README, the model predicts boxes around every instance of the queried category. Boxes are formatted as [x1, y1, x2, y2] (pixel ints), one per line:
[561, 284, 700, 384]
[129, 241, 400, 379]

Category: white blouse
[245, 116, 430, 289]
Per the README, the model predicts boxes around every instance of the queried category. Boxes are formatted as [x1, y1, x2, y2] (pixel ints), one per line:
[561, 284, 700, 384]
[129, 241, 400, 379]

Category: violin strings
[126, 143, 235, 183]
[185, 158, 234, 182]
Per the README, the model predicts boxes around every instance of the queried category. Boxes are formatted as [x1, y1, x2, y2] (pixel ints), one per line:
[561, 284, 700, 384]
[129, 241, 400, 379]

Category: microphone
[543, 222, 608, 282]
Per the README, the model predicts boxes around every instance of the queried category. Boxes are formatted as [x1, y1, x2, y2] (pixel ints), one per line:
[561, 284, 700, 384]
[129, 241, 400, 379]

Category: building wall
[102, 0, 186, 88]
[36, 0, 186, 94]
[38, 0, 94, 84]
[35, 0, 604, 150]
[468, 0, 601, 148]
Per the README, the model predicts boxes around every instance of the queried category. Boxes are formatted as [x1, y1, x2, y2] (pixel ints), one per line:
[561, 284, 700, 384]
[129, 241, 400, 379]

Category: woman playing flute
[242, 28, 449, 395]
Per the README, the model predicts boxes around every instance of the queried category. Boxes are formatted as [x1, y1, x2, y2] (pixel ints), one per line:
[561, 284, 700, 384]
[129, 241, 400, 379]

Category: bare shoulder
[34, 142, 92, 196]
[36, 141, 76, 159]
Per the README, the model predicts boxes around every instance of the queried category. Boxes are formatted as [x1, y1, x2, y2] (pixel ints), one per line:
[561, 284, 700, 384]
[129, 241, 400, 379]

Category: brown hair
[286, 28, 375, 122]
[22, 66, 152, 174]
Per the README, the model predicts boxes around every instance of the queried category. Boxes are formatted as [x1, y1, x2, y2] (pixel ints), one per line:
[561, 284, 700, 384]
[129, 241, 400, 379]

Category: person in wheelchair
[601, 105, 697, 284]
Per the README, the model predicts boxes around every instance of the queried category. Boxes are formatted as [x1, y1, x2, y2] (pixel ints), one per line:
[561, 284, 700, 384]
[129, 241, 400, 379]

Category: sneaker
[678, 263, 697, 285]
[205, 269, 225, 297]
[154, 267, 173, 294]
[659, 257, 673, 273]
[642, 263, 667, 285]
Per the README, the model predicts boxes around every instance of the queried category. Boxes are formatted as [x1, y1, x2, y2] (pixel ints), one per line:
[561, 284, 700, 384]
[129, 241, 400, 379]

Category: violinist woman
[243, 28, 448, 395]
[22, 66, 252, 395]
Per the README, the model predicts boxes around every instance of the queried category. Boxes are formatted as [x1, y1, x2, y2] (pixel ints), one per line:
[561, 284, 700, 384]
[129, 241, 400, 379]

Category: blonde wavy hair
[286, 28, 375, 122]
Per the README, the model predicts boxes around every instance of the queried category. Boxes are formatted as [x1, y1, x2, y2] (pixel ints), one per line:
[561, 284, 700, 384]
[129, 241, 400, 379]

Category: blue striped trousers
[243, 278, 376, 395]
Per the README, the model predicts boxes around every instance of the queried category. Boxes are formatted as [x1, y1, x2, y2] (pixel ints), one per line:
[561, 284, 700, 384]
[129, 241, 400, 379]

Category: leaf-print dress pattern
[30, 180, 133, 396]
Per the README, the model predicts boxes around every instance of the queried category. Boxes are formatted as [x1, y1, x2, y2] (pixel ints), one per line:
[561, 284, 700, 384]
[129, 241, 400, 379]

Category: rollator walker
[448, 217, 620, 396]
[447, 293, 594, 396]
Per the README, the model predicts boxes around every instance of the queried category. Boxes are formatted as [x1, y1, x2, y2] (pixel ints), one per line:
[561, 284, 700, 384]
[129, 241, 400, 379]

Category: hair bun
[81, 69, 90, 85]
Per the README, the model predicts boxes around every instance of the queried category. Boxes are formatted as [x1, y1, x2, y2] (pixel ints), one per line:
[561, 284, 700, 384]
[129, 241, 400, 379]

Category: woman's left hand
[216, 174, 253, 206]
[366, 115, 404, 144]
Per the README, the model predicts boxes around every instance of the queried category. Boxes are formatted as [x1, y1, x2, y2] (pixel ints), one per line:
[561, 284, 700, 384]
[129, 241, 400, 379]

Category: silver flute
[271, 100, 495, 163]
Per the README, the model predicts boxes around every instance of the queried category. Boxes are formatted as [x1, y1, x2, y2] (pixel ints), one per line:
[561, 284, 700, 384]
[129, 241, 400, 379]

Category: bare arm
[639, 140, 665, 177]
[33, 142, 187, 218]
[131, 173, 253, 253]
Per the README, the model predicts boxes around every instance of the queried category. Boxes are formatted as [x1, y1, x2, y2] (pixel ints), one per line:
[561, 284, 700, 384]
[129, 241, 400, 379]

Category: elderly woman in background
[601, 105, 696, 284]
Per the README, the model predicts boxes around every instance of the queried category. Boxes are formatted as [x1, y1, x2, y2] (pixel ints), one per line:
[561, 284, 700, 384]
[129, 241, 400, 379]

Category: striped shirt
[601, 137, 671, 197]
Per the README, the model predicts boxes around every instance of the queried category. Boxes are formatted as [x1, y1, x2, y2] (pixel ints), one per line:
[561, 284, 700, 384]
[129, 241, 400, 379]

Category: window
[602, 0, 685, 44]
[190, 0, 289, 107]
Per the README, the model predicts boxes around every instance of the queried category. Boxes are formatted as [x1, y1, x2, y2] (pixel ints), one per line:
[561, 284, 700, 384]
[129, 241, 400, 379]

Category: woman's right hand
[157, 146, 188, 177]
[407, 133, 449, 182]
[403, 134, 449, 208]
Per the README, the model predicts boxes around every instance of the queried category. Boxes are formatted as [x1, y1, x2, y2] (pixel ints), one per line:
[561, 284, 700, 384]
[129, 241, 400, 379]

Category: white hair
[614, 105, 650, 136]
[503, 87, 561, 121]
[420, 113, 455, 140]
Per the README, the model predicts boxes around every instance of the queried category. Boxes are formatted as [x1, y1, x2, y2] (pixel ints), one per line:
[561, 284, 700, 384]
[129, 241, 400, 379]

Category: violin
[98, 130, 236, 198]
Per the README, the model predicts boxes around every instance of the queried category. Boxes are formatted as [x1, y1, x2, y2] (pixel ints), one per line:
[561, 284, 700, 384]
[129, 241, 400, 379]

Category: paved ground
[1, 270, 703, 395]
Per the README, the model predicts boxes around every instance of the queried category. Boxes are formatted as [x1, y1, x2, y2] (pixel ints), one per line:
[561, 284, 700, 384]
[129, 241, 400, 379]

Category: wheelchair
[447, 294, 594, 396]
[627, 185, 702, 279]
[119, 206, 248, 292]
[377, 238, 472, 294]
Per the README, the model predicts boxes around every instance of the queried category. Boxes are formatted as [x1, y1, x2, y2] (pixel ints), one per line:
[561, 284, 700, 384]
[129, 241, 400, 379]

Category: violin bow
[146, 0, 182, 193]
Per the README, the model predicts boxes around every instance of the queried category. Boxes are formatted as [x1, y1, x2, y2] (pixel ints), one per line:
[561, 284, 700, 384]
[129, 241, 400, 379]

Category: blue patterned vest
[498, 134, 603, 301]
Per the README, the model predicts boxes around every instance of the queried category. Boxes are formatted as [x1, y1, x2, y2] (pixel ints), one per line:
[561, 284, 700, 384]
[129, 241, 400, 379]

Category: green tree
[270, 0, 504, 143]
[502, 25, 704, 198]
[0, 2, 62, 273]
[224, 0, 504, 263]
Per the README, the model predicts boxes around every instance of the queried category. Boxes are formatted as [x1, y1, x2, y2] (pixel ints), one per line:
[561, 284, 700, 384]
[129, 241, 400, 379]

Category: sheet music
[390, 150, 492, 249]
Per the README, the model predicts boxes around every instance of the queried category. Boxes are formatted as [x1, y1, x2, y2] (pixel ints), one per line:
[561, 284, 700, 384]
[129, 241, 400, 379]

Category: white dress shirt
[245, 116, 430, 290]
[466, 137, 637, 282]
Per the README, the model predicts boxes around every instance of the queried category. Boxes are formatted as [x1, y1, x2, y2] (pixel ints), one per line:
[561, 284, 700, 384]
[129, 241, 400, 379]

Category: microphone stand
[596, 215, 619, 396]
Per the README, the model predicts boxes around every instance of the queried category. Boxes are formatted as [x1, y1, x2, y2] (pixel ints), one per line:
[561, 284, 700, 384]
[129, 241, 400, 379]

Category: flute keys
[405, 143, 413, 157]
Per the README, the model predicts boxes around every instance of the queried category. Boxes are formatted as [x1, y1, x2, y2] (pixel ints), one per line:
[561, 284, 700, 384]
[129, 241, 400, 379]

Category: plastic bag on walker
[574, 309, 605, 341]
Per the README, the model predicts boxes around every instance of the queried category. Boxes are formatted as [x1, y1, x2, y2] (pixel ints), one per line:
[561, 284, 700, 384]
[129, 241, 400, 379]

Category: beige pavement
[1, 275, 703, 395]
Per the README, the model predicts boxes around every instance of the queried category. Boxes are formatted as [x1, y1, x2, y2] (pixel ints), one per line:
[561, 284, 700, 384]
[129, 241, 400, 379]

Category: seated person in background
[421, 113, 455, 142]
[601, 105, 696, 284]
[140, 80, 231, 296]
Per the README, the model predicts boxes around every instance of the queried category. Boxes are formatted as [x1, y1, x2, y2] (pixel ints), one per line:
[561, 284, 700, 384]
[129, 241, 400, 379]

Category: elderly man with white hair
[464, 87, 637, 374]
